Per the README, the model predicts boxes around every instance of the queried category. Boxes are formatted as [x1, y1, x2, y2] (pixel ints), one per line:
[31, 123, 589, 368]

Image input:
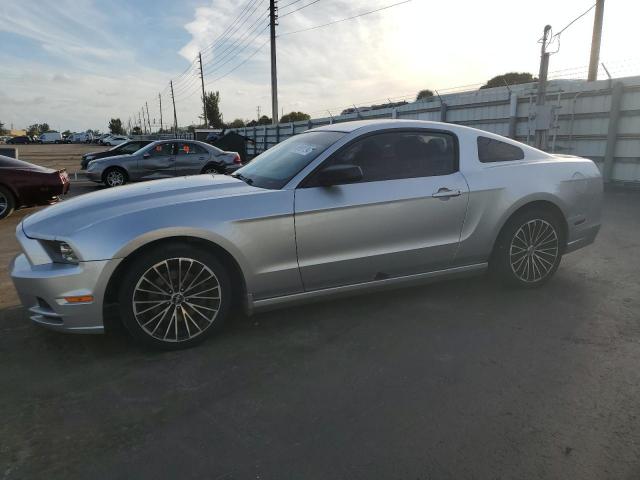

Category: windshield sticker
[291, 144, 317, 155]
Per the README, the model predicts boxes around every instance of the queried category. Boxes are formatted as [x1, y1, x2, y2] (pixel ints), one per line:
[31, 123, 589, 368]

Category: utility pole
[170, 80, 178, 135]
[159, 93, 164, 132]
[138, 111, 143, 134]
[198, 52, 207, 127]
[141, 108, 147, 134]
[535, 25, 552, 150]
[145, 102, 152, 133]
[588, 0, 605, 81]
[269, 0, 278, 125]
[256, 106, 261, 121]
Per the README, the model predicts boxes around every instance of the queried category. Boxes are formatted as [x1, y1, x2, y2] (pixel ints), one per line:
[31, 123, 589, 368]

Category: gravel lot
[0, 179, 639, 479]
[7, 143, 109, 174]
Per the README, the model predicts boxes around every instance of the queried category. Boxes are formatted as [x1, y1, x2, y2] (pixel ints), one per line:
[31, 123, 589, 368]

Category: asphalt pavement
[1, 186, 639, 479]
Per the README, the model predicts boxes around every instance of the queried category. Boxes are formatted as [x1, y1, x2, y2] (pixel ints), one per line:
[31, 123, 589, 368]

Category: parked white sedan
[104, 135, 130, 146]
[10, 120, 602, 349]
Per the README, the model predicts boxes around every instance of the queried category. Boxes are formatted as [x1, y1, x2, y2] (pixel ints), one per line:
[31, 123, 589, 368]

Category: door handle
[432, 188, 462, 198]
[198, 156, 205, 160]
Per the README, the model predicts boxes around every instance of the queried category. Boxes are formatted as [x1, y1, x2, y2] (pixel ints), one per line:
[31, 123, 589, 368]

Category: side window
[120, 143, 140, 154]
[320, 131, 457, 184]
[150, 142, 174, 157]
[178, 143, 206, 155]
[477, 136, 524, 162]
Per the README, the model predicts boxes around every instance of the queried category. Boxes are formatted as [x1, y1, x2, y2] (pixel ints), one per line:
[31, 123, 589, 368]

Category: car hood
[89, 153, 131, 164]
[22, 174, 258, 239]
[0, 162, 56, 174]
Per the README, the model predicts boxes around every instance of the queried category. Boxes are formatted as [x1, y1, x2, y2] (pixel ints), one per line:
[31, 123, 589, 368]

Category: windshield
[233, 131, 345, 189]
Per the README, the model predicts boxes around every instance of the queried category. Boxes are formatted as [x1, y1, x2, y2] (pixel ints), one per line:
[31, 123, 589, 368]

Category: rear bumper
[224, 164, 243, 174]
[10, 254, 120, 334]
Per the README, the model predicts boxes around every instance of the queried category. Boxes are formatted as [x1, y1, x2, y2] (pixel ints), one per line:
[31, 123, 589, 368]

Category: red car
[0, 155, 70, 219]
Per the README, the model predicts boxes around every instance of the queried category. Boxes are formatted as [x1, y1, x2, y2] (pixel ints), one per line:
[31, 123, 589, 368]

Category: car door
[174, 142, 209, 176]
[137, 142, 176, 179]
[294, 129, 469, 291]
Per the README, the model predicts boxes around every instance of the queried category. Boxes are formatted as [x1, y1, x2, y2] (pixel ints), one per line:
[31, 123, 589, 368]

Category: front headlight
[41, 240, 79, 264]
[85, 155, 95, 161]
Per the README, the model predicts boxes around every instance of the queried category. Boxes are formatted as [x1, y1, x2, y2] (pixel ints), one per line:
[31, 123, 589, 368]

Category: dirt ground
[8, 143, 109, 174]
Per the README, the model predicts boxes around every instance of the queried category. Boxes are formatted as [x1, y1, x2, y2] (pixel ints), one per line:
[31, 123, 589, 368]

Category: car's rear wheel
[103, 167, 127, 187]
[118, 243, 231, 350]
[201, 163, 223, 174]
[0, 186, 16, 220]
[491, 208, 564, 287]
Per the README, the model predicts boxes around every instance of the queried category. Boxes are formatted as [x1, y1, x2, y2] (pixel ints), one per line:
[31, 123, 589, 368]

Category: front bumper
[10, 253, 119, 334]
[86, 169, 103, 183]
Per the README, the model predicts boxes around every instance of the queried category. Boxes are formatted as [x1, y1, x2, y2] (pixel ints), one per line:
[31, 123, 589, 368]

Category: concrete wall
[232, 75, 640, 183]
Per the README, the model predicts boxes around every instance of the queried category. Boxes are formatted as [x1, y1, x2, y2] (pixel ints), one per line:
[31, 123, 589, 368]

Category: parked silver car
[11, 120, 602, 349]
[86, 139, 242, 187]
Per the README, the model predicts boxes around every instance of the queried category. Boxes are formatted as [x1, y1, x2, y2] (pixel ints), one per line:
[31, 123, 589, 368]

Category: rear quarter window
[477, 136, 525, 163]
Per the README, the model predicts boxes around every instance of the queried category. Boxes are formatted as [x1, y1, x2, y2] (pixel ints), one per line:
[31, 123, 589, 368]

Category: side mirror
[143, 152, 151, 159]
[316, 164, 363, 187]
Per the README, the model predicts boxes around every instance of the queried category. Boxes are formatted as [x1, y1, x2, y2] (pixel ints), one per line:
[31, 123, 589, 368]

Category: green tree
[202, 91, 224, 128]
[280, 111, 310, 123]
[257, 115, 272, 125]
[131, 126, 142, 135]
[27, 123, 50, 136]
[62, 130, 72, 137]
[108, 118, 124, 134]
[227, 118, 245, 128]
[480, 72, 536, 89]
[416, 89, 434, 101]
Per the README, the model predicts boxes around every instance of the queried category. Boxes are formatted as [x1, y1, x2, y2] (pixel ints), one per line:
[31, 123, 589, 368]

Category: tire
[103, 167, 127, 187]
[0, 186, 16, 220]
[201, 163, 223, 174]
[118, 243, 231, 350]
[490, 208, 565, 287]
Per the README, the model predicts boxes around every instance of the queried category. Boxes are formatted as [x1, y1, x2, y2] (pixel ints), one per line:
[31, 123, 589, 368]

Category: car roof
[309, 119, 471, 133]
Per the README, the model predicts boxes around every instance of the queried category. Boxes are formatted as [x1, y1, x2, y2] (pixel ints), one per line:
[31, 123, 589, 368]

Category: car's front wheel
[491, 208, 565, 287]
[0, 186, 16, 220]
[103, 167, 127, 187]
[118, 243, 231, 349]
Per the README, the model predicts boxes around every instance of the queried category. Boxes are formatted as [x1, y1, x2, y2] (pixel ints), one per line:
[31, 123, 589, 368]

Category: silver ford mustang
[10, 120, 602, 349]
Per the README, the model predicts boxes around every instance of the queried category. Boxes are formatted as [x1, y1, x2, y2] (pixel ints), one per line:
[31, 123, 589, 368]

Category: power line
[278, 0, 413, 36]
[202, 20, 269, 76]
[279, 0, 306, 10]
[279, 0, 321, 18]
[206, 38, 270, 87]
[202, 12, 268, 71]
[553, 2, 597, 38]
[201, 0, 267, 57]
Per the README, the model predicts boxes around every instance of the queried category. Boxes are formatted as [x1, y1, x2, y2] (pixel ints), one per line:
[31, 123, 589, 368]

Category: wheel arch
[102, 165, 129, 183]
[103, 235, 248, 321]
[0, 182, 19, 205]
[200, 161, 225, 174]
[491, 198, 569, 257]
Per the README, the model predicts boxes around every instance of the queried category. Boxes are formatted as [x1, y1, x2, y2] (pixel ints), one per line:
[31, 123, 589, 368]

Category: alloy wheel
[106, 170, 125, 187]
[509, 219, 559, 283]
[132, 257, 222, 342]
[0, 192, 7, 217]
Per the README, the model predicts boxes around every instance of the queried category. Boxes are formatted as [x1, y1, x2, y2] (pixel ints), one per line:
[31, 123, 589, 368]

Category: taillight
[233, 153, 242, 164]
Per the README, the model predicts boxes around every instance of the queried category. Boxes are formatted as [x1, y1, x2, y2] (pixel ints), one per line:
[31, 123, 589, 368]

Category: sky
[0, 0, 639, 132]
